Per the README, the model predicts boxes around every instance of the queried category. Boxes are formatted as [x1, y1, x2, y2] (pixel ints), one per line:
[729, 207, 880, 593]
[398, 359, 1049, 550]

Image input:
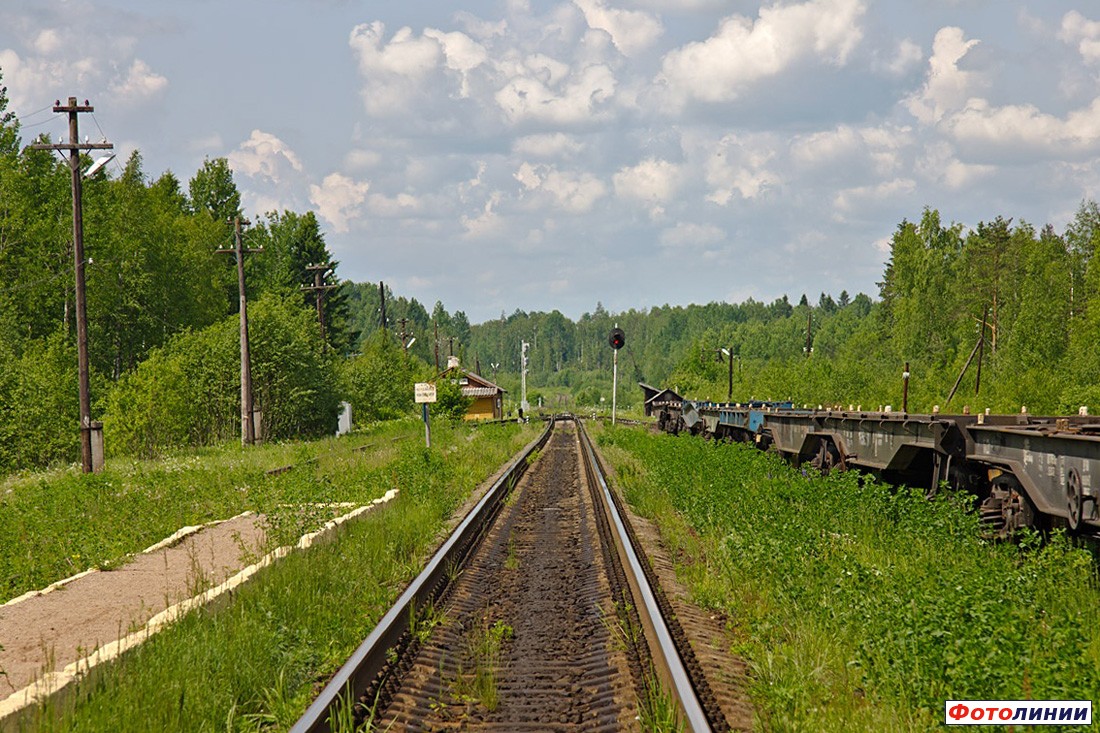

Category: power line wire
[89, 112, 109, 142]
[15, 104, 54, 122]
[19, 114, 63, 130]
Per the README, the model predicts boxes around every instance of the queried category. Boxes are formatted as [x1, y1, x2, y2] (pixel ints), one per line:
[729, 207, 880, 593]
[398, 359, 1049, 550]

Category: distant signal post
[609, 327, 625, 425]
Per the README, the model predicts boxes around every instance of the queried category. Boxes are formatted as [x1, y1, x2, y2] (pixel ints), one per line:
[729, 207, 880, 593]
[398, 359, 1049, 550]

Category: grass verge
[12, 420, 535, 732]
[0, 420, 424, 604]
[595, 424, 1100, 732]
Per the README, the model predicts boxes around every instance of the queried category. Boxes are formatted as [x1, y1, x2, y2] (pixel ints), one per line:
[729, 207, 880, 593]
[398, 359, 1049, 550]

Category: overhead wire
[15, 104, 54, 122]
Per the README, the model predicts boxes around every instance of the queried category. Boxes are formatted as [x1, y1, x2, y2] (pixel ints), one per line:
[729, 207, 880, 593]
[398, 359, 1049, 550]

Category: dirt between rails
[377, 422, 639, 732]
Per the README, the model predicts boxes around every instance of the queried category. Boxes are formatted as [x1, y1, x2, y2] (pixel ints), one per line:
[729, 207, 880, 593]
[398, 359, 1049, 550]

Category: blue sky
[2, 1, 1098, 322]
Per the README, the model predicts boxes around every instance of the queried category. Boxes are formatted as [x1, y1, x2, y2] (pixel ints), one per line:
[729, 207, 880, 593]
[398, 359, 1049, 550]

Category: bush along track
[8, 420, 536, 732]
[597, 426, 1100, 732]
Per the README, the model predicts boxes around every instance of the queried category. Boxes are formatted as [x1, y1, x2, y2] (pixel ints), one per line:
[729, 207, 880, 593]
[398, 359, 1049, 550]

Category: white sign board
[414, 382, 437, 403]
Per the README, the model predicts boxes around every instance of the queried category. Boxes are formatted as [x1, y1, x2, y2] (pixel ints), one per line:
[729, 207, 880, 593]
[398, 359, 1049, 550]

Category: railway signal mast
[520, 341, 530, 416]
[609, 327, 625, 425]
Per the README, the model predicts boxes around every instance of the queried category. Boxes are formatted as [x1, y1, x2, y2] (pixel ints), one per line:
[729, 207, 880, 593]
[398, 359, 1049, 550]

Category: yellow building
[439, 359, 506, 421]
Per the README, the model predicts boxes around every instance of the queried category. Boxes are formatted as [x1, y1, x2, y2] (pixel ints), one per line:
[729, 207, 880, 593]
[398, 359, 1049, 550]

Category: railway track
[291, 416, 730, 732]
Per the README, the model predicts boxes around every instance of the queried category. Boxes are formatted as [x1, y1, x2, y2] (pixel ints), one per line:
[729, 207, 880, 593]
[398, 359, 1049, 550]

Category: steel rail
[290, 419, 554, 733]
[576, 420, 714, 732]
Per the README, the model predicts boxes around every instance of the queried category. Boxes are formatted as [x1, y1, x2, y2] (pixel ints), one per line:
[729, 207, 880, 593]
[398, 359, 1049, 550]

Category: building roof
[644, 387, 683, 406]
[461, 386, 500, 398]
[436, 364, 506, 394]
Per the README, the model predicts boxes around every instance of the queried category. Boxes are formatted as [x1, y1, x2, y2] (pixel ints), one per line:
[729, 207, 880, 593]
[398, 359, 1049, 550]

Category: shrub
[340, 331, 425, 424]
[0, 332, 81, 472]
[104, 293, 340, 456]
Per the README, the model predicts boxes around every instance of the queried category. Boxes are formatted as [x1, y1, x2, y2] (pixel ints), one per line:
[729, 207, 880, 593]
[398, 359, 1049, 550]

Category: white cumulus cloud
[886, 38, 923, 76]
[833, 178, 915, 212]
[309, 173, 370, 234]
[613, 157, 682, 202]
[515, 162, 607, 213]
[228, 130, 304, 183]
[349, 22, 446, 115]
[573, 0, 663, 57]
[659, 222, 725, 249]
[657, 0, 866, 105]
[945, 97, 1100, 161]
[109, 58, 168, 106]
[512, 133, 585, 158]
[704, 135, 780, 204]
[495, 62, 617, 125]
[904, 27, 982, 125]
[1059, 11, 1100, 65]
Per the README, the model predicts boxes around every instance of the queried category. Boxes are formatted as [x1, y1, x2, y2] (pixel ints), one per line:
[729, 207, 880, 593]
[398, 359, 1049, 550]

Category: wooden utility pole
[216, 217, 261, 445]
[398, 317, 410, 358]
[727, 349, 734, 403]
[945, 308, 989, 406]
[301, 263, 337, 350]
[30, 97, 113, 473]
[975, 308, 988, 396]
[804, 312, 813, 357]
[379, 281, 387, 332]
[434, 320, 440, 372]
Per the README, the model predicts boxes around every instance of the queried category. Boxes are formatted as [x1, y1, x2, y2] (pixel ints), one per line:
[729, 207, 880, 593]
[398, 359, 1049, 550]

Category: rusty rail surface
[576, 419, 715, 732]
[289, 419, 553, 733]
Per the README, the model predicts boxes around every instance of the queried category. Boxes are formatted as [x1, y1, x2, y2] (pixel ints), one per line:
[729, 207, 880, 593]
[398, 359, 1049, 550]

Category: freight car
[655, 397, 1100, 537]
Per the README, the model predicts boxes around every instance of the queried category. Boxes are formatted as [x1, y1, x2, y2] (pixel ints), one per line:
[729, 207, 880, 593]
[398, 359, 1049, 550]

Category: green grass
[0, 420, 424, 603]
[451, 617, 513, 713]
[13, 420, 535, 732]
[596, 425, 1100, 732]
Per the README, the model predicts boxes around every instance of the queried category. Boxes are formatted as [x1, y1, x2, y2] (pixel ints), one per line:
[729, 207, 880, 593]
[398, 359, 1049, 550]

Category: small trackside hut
[439, 358, 506, 421]
[639, 382, 683, 418]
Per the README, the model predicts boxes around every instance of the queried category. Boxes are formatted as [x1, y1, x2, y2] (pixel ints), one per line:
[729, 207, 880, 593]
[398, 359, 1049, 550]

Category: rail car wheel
[1066, 469, 1084, 532]
[980, 475, 1036, 539]
[809, 438, 844, 475]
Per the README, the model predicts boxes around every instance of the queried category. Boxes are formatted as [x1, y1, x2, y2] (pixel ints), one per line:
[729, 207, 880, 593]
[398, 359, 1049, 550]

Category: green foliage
[103, 293, 340, 457]
[246, 211, 356, 354]
[600, 428, 1100, 731]
[187, 157, 241, 223]
[0, 332, 81, 471]
[340, 330, 427, 424]
[434, 375, 474, 423]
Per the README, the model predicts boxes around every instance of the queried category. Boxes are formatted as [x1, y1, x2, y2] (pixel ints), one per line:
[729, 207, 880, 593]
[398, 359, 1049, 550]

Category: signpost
[414, 382, 437, 448]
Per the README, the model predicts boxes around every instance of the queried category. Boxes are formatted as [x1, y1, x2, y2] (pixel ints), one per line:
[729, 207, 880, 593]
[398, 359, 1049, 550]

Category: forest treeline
[351, 201, 1100, 419]
[4, 70, 1100, 475]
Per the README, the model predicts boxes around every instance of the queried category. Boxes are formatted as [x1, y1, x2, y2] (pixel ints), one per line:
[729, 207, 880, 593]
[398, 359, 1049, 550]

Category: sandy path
[0, 513, 266, 696]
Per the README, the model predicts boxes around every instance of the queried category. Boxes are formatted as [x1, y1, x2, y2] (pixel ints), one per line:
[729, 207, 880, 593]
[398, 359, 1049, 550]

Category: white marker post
[414, 382, 437, 448]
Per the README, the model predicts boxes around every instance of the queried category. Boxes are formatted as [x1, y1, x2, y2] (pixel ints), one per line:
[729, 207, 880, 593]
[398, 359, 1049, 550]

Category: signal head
[608, 327, 625, 350]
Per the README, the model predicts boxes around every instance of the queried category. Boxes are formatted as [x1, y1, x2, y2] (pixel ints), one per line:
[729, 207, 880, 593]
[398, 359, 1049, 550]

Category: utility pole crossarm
[301, 263, 338, 350]
[29, 142, 114, 151]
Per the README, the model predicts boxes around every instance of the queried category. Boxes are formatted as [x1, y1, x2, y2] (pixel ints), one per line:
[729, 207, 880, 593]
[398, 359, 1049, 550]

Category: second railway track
[293, 417, 733, 732]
